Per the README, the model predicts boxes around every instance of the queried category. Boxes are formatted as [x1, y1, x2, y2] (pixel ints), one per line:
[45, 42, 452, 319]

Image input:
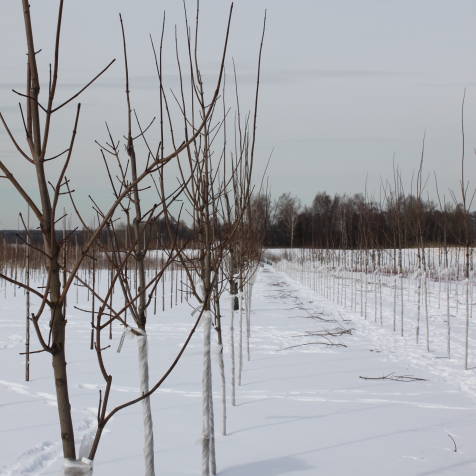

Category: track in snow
[2, 265, 476, 475]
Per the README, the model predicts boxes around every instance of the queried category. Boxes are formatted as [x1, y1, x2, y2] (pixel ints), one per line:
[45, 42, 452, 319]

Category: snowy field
[2, 263, 476, 474]
[275, 247, 476, 373]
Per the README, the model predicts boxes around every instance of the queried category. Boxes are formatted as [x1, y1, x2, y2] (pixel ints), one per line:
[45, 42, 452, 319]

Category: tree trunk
[50, 270, 76, 461]
[238, 292, 243, 386]
[230, 298, 236, 406]
[246, 284, 251, 362]
[202, 310, 212, 476]
[214, 296, 227, 436]
[217, 342, 226, 436]
[137, 333, 155, 476]
[208, 342, 216, 475]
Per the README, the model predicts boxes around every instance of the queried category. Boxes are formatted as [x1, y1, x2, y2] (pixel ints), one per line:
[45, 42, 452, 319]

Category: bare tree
[274, 193, 301, 248]
[174, 5, 265, 474]
[0, 0, 114, 461]
[0, 1, 231, 471]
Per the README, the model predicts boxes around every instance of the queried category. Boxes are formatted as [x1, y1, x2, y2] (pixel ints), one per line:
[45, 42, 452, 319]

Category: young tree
[0, 0, 114, 461]
[0, 1, 232, 471]
[175, 6, 265, 473]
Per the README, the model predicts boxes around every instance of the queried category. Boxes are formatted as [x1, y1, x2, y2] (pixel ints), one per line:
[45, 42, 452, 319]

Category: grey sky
[1, 0, 476, 227]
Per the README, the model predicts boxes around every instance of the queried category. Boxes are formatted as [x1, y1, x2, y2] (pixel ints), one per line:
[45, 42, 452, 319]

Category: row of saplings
[0, 1, 267, 474]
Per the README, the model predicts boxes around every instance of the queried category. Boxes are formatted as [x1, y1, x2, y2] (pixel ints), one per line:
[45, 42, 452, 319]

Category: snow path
[211, 265, 476, 476]
[2, 265, 476, 474]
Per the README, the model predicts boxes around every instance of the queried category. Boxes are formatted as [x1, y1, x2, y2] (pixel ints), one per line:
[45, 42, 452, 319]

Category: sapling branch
[359, 373, 427, 382]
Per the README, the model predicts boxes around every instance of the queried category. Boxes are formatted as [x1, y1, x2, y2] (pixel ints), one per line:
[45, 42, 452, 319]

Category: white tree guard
[202, 310, 212, 476]
[230, 298, 236, 406]
[64, 458, 93, 475]
[217, 343, 227, 435]
[137, 333, 156, 476]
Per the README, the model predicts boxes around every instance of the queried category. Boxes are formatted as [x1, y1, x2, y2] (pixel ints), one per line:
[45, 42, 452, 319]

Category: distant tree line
[0, 217, 191, 248]
[263, 192, 476, 249]
[2, 191, 474, 251]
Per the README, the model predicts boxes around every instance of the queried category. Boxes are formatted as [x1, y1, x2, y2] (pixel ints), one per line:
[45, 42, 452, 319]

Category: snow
[1, 264, 476, 474]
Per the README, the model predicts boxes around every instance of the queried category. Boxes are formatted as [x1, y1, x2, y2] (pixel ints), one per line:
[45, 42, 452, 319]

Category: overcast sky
[1, 0, 476, 227]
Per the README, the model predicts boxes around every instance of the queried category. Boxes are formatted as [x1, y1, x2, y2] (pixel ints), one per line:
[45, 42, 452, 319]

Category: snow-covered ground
[2, 264, 476, 475]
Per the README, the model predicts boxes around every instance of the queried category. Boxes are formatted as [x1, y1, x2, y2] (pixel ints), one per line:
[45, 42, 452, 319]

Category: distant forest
[1, 191, 474, 250]
[262, 192, 475, 249]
